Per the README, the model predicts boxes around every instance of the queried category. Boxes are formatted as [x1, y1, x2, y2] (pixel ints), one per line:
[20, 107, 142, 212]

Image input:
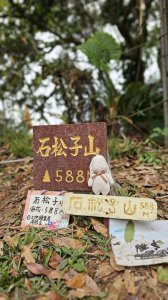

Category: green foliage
[19, 228, 38, 246]
[108, 137, 139, 159]
[138, 151, 162, 164]
[88, 232, 111, 252]
[59, 247, 86, 272]
[145, 127, 168, 146]
[157, 266, 168, 284]
[108, 136, 167, 165]
[0, 221, 112, 299]
[79, 31, 121, 71]
[117, 82, 163, 133]
[124, 221, 135, 243]
[0, 0, 163, 135]
[0, 127, 32, 157]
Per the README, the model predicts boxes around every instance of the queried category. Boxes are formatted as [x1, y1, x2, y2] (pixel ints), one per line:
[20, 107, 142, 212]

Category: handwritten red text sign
[33, 122, 107, 191]
[21, 190, 70, 229]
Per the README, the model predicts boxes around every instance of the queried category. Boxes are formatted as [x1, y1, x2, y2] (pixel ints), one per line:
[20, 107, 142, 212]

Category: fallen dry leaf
[21, 245, 35, 264]
[4, 234, 19, 248]
[49, 252, 63, 269]
[68, 287, 98, 300]
[50, 236, 75, 248]
[0, 230, 4, 239]
[95, 261, 114, 279]
[76, 228, 85, 238]
[124, 270, 137, 295]
[0, 192, 5, 201]
[9, 268, 19, 277]
[26, 262, 50, 276]
[50, 236, 84, 249]
[56, 228, 72, 235]
[64, 269, 78, 280]
[36, 291, 63, 300]
[85, 274, 101, 294]
[90, 217, 108, 237]
[48, 270, 64, 280]
[151, 269, 157, 279]
[67, 272, 101, 299]
[109, 253, 125, 272]
[105, 276, 125, 300]
[157, 209, 165, 218]
[12, 255, 20, 264]
[86, 249, 106, 256]
[25, 278, 32, 291]
[0, 240, 3, 256]
[26, 262, 64, 280]
[146, 277, 157, 289]
[74, 239, 86, 249]
[65, 273, 86, 288]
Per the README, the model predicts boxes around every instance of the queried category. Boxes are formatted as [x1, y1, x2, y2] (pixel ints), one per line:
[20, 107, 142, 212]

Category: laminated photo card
[109, 219, 168, 266]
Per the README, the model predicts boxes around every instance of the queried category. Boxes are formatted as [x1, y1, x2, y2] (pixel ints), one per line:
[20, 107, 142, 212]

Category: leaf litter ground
[0, 145, 168, 300]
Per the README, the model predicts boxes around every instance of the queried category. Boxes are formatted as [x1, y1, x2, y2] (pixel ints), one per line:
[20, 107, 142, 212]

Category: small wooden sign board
[63, 194, 157, 221]
[21, 190, 70, 229]
[33, 122, 107, 191]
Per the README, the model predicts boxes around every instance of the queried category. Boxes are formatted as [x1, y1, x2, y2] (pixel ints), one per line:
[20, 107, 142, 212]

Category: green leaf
[67, 258, 73, 266]
[73, 258, 85, 272]
[61, 247, 72, 255]
[44, 248, 52, 266]
[157, 266, 168, 283]
[124, 220, 135, 243]
[94, 32, 121, 60]
[73, 248, 85, 258]
[79, 31, 121, 71]
[58, 259, 69, 270]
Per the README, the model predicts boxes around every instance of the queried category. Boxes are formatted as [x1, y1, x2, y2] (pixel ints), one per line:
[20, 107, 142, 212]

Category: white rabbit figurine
[88, 154, 114, 195]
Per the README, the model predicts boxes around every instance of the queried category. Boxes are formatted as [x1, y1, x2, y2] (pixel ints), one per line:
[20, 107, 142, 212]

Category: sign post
[33, 122, 107, 191]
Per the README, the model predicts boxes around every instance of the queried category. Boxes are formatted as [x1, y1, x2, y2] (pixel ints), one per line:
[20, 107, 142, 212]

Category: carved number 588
[140, 202, 154, 210]
[55, 170, 90, 183]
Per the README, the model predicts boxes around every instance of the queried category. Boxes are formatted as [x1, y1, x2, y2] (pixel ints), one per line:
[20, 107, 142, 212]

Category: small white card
[109, 219, 168, 266]
[21, 190, 70, 229]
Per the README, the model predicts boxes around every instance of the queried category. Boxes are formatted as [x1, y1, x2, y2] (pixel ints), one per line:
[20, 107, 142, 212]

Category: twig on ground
[0, 158, 33, 165]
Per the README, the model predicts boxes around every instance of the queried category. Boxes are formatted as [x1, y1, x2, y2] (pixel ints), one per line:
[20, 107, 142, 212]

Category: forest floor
[0, 139, 168, 300]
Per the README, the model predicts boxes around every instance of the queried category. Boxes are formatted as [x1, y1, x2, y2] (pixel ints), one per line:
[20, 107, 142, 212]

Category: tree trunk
[160, 0, 168, 147]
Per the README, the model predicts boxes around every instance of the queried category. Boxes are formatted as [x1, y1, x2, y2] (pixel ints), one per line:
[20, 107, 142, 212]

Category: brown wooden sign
[33, 122, 107, 191]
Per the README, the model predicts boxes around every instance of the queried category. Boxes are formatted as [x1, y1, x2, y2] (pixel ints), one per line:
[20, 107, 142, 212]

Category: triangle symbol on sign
[43, 170, 50, 183]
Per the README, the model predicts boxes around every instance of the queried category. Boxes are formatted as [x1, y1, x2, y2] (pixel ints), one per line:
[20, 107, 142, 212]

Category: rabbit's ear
[106, 164, 115, 185]
[105, 161, 111, 175]
[89, 159, 94, 176]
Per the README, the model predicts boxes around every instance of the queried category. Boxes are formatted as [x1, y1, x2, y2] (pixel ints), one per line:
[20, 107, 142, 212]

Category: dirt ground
[0, 147, 168, 299]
